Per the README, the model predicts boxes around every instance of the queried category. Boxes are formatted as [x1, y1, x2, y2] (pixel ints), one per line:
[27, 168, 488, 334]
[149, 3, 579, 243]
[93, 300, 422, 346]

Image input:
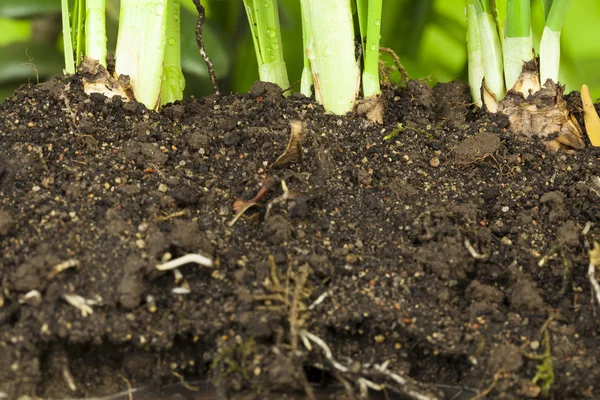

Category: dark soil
[1, 75, 599, 400]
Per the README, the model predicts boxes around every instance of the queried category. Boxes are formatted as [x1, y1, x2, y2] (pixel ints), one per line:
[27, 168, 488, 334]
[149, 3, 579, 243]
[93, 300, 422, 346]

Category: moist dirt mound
[0, 76, 599, 400]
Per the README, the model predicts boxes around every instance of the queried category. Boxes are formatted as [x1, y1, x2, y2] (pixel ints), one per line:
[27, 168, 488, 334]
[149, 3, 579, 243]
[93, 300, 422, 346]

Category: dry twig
[192, 0, 219, 94]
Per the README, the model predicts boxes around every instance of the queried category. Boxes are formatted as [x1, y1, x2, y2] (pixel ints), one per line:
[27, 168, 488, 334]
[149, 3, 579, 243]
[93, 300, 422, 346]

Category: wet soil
[0, 75, 599, 400]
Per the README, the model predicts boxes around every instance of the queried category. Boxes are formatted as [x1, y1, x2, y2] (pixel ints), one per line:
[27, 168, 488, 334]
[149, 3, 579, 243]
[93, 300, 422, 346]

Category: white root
[464, 239, 488, 260]
[156, 253, 213, 271]
[63, 294, 94, 317]
[588, 262, 600, 309]
[299, 329, 440, 400]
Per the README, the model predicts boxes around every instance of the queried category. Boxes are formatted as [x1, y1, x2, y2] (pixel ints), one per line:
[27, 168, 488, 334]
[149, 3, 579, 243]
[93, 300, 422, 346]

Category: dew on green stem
[266, 28, 276, 39]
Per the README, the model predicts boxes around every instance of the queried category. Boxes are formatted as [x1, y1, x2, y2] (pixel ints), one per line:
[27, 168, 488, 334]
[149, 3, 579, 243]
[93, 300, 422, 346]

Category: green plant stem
[542, 0, 553, 20]
[161, 0, 185, 106]
[242, 0, 290, 94]
[300, 0, 360, 115]
[85, 0, 106, 66]
[467, 3, 483, 107]
[359, 0, 383, 98]
[61, 0, 75, 74]
[503, 0, 533, 90]
[472, 0, 505, 101]
[74, 0, 85, 66]
[299, 0, 313, 97]
[115, 0, 168, 110]
[540, 0, 571, 84]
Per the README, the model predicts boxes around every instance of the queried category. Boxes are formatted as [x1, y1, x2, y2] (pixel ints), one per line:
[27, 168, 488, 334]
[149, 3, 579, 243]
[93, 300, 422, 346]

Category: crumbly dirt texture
[1, 76, 599, 400]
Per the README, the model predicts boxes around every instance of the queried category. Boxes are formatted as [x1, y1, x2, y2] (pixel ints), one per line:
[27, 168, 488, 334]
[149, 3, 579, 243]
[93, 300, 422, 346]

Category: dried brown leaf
[270, 120, 307, 168]
[229, 201, 259, 227]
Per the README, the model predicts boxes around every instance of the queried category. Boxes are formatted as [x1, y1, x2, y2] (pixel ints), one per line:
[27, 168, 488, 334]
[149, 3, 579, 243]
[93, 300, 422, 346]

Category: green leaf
[0, 0, 61, 18]
[405, 0, 434, 57]
[0, 18, 31, 45]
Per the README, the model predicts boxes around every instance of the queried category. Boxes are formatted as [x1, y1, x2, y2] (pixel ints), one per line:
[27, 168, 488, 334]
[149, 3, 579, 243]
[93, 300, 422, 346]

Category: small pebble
[530, 340, 540, 351]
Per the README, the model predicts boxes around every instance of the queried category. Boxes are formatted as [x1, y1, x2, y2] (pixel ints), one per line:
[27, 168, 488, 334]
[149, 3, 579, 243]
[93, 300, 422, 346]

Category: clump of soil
[0, 75, 599, 400]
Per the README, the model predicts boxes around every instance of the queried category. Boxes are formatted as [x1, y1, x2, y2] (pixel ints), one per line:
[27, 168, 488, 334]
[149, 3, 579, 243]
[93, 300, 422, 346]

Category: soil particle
[123, 352, 156, 379]
[11, 253, 61, 292]
[414, 236, 471, 280]
[509, 278, 546, 315]
[466, 281, 505, 305]
[169, 219, 212, 253]
[394, 80, 436, 128]
[453, 131, 501, 164]
[123, 141, 169, 167]
[466, 281, 505, 318]
[0, 210, 14, 238]
[488, 344, 524, 374]
[305, 254, 332, 279]
[117, 257, 146, 310]
[433, 81, 471, 128]
[263, 214, 293, 245]
[555, 220, 580, 247]
[249, 80, 284, 102]
[264, 352, 306, 392]
[540, 190, 569, 224]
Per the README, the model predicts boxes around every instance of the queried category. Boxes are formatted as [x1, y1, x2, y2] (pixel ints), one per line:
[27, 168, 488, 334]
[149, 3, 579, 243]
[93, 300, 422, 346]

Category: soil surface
[1, 75, 599, 400]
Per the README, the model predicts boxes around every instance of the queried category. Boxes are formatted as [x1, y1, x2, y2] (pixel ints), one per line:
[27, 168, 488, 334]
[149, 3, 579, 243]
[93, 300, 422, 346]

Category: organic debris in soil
[0, 76, 600, 400]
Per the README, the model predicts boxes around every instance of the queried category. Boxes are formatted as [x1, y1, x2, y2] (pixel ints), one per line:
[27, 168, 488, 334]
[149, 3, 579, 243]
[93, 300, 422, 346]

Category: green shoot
[299, 0, 313, 98]
[503, 0, 533, 91]
[115, 0, 169, 110]
[466, 3, 483, 107]
[300, 0, 360, 115]
[355, 0, 367, 40]
[73, 0, 85, 66]
[528, 330, 555, 397]
[161, 0, 185, 106]
[541, 0, 553, 20]
[383, 122, 406, 140]
[242, 0, 290, 94]
[85, 0, 107, 66]
[540, 0, 571, 85]
[467, 0, 571, 108]
[60, 0, 185, 109]
[472, 0, 505, 102]
[356, 0, 383, 98]
[60, 0, 75, 74]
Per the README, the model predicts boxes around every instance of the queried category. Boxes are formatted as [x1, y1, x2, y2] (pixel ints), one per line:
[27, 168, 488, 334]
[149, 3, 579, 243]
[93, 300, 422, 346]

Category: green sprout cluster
[240, 0, 384, 115]
[61, 0, 184, 110]
[467, 0, 571, 108]
[57, 0, 577, 118]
